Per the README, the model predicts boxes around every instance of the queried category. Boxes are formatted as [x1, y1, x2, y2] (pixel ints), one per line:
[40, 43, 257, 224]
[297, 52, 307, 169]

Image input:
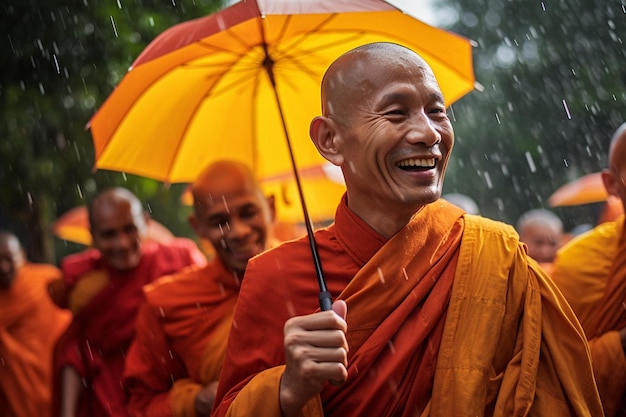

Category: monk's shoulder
[143, 265, 208, 305]
[463, 214, 519, 242]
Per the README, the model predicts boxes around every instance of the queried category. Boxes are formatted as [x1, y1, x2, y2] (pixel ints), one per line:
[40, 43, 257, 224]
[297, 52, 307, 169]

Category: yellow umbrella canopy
[89, 0, 476, 185]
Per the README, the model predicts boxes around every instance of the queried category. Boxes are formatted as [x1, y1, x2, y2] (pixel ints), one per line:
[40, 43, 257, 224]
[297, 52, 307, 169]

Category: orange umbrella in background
[88, 0, 477, 310]
[52, 206, 175, 246]
[548, 172, 608, 207]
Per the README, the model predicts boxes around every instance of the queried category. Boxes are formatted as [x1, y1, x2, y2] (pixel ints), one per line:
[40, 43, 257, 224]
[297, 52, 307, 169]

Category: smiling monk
[211, 42, 603, 417]
[123, 161, 276, 417]
[51, 187, 207, 417]
[552, 123, 626, 417]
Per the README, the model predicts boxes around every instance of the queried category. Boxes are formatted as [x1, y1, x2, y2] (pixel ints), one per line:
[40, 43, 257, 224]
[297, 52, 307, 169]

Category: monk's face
[0, 236, 25, 289]
[520, 223, 562, 264]
[324, 48, 453, 222]
[90, 198, 147, 271]
[190, 172, 274, 278]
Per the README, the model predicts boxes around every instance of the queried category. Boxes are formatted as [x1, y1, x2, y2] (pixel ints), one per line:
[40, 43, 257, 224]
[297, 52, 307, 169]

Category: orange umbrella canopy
[89, 0, 476, 185]
[52, 206, 175, 246]
[548, 172, 608, 207]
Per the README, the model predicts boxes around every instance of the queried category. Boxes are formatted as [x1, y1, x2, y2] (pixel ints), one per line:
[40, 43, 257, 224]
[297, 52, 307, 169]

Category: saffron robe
[213, 198, 603, 417]
[552, 216, 626, 417]
[123, 259, 240, 417]
[52, 239, 207, 417]
[0, 263, 71, 417]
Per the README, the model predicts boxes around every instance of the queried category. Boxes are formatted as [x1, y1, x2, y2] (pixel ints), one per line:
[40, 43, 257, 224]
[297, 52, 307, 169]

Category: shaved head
[0, 231, 25, 288]
[190, 160, 275, 277]
[603, 123, 626, 210]
[88, 187, 147, 271]
[191, 161, 265, 214]
[88, 187, 144, 230]
[321, 42, 435, 124]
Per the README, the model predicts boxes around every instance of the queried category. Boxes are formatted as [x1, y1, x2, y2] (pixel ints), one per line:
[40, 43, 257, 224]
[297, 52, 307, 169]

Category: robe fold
[213, 197, 602, 417]
[552, 215, 626, 417]
[52, 239, 206, 417]
[123, 259, 240, 417]
[0, 263, 71, 417]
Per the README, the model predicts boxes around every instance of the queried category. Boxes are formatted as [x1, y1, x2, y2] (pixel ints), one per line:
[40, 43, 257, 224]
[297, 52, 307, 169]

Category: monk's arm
[124, 303, 190, 417]
[59, 366, 82, 417]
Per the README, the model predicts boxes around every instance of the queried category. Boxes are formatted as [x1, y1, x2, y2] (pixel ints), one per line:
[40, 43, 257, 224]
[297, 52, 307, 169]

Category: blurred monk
[123, 160, 276, 417]
[0, 231, 71, 417]
[212, 43, 602, 417]
[516, 208, 564, 274]
[552, 122, 626, 417]
[50, 187, 207, 417]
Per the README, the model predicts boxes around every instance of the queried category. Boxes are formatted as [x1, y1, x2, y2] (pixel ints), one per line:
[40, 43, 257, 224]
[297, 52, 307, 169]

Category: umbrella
[548, 172, 608, 207]
[52, 206, 175, 246]
[88, 0, 477, 310]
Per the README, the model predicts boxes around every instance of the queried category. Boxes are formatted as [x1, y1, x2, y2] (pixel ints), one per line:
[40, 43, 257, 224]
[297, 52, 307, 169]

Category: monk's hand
[279, 300, 348, 417]
[194, 380, 218, 417]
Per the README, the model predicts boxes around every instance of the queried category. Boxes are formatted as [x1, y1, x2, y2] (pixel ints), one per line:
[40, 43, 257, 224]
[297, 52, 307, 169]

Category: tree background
[437, 0, 626, 230]
[1, 0, 625, 263]
[1, 0, 225, 262]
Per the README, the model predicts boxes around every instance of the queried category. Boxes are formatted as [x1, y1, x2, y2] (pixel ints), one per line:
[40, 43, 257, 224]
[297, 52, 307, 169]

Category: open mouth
[397, 158, 436, 171]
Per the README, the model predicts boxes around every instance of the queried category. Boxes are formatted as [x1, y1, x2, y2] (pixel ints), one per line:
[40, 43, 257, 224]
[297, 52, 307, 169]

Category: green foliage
[1, 0, 224, 262]
[438, 0, 626, 229]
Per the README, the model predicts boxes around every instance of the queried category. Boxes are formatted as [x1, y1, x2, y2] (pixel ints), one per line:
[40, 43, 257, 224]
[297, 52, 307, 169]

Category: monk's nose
[405, 112, 441, 147]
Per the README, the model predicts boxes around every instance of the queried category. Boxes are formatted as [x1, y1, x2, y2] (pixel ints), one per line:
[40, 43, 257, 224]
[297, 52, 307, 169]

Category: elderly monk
[552, 122, 626, 417]
[516, 208, 564, 274]
[0, 231, 71, 417]
[212, 42, 603, 417]
[51, 187, 207, 417]
[123, 161, 276, 417]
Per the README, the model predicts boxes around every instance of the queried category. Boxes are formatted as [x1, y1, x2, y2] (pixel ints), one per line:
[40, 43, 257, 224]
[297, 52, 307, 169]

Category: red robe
[0, 263, 71, 417]
[213, 197, 602, 417]
[123, 259, 240, 417]
[52, 239, 206, 417]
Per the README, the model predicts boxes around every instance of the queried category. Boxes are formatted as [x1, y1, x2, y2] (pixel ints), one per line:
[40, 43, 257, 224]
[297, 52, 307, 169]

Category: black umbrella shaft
[262, 46, 332, 312]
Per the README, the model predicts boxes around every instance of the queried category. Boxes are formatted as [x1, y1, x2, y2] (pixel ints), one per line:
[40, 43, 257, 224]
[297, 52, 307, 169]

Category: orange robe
[552, 215, 626, 417]
[52, 239, 207, 417]
[0, 263, 71, 417]
[213, 198, 602, 417]
[123, 259, 240, 417]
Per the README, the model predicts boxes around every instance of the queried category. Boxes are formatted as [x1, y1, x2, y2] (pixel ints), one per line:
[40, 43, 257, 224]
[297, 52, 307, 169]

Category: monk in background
[123, 160, 276, 417]
[212, 42, 602, 417]
[50, 187, 207, 417]
[0, 231, 71, 417]
[516, 208, 564, 274]
[552, 122, 626, 417]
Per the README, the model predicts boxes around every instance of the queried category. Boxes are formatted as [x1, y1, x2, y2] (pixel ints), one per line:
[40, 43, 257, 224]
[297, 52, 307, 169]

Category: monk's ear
[601, 168, 619, 197]
[310, 116, 344, 166]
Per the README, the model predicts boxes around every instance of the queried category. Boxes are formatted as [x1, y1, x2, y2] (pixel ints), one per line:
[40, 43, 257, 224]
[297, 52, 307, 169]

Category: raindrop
[540, 2, 546, 11]
[402, 268, 408, 280]
[483, 171, 493, 189]
[76, 184, 83, 199]
[494, 113, 501, 124]
[149, 17, 155, 27]
[110, 16, 118, 37]
[525, 151, 537, 173]
[377, 267, 385, 284]
[38, 83, 45, 95]
[116, 0, 122, 9]
[53, 54, 60, 74]
[562, 100, 572, 120]
[222, 195, 230, 212]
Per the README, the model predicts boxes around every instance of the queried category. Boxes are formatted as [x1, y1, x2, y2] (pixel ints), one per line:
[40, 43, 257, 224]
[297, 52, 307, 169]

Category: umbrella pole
[263, 52, 333, 312]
